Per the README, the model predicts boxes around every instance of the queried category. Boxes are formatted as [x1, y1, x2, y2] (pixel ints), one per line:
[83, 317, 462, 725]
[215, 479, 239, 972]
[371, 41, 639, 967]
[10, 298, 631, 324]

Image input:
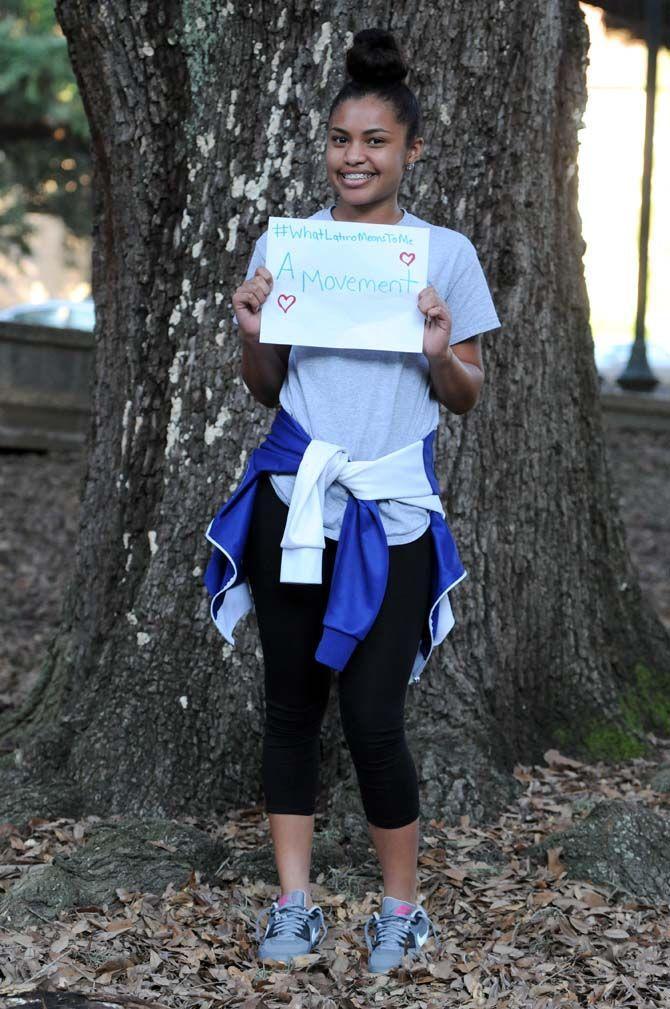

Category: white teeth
[342, 173, 373, 179]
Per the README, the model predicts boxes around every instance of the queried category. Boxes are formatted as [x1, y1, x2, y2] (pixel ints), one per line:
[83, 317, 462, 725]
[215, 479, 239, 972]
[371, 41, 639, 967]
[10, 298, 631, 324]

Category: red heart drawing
[400, 252, 415, 266]
[277, 294, 296, 314]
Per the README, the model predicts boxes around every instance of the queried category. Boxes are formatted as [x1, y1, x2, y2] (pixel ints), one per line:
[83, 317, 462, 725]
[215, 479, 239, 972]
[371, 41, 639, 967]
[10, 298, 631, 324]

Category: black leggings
[244, 472, 433, 829]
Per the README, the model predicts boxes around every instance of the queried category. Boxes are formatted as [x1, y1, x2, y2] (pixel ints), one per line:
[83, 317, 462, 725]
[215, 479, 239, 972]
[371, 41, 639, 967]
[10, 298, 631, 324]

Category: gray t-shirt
[238, 204, 501, 544]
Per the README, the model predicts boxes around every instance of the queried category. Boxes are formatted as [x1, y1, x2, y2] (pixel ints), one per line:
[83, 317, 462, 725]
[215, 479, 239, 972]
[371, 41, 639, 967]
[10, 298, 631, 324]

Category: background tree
[0, 0, 90, 262]
[1, 0, 668, 838]
[581, 0, 670, 47]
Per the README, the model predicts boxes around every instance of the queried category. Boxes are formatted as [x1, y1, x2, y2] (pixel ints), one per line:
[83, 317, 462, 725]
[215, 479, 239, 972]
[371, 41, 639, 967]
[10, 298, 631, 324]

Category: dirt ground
[0, 426, 668, 713]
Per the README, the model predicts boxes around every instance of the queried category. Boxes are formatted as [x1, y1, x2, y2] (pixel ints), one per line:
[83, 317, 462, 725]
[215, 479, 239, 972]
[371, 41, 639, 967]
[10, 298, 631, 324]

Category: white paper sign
[259, 215, 429, 352]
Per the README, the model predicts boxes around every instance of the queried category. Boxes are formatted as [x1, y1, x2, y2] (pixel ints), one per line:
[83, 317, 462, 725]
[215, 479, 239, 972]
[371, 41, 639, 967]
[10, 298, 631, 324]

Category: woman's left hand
[418, 285, 452, 360]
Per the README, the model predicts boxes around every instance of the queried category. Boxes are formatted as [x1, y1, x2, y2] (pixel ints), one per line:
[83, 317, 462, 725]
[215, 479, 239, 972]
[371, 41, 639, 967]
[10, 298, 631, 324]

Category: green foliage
[0, 1, 91, 261]
[0, 21, 86, 135]
[3, 0, 58, 32]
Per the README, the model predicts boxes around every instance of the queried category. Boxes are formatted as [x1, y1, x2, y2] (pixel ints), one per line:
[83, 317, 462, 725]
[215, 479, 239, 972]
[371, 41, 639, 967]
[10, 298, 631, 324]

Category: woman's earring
[405, 162, 415, 172]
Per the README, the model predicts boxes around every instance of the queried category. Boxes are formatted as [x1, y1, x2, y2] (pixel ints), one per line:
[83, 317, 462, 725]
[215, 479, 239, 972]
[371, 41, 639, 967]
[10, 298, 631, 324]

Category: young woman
[204, 28, 501, 974]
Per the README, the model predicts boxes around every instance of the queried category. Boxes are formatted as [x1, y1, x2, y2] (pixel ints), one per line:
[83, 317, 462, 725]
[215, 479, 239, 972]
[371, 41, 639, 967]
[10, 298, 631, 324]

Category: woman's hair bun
[345, 28, 408, 87]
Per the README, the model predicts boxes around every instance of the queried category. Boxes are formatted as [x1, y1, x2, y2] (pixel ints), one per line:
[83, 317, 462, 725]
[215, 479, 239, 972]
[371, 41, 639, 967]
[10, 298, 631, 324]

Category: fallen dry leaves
[1, 748, 670, 1008]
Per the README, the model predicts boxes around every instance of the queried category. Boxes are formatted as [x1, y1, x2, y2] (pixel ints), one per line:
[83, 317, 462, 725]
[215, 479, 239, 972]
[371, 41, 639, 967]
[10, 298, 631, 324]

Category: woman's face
[326, 95, 422, 211]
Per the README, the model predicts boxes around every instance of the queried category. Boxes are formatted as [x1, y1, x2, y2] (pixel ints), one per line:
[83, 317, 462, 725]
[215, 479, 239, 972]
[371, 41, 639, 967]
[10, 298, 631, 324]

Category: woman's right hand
[232, 266, 273, 341]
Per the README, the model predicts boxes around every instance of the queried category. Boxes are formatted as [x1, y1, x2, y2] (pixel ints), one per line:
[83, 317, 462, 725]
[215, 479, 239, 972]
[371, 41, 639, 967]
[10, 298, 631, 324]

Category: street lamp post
[617, 0, 661, 391]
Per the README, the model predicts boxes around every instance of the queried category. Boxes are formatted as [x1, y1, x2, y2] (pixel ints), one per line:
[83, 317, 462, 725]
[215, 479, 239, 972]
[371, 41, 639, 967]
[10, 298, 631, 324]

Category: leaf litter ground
[2, 747, 670, 1008]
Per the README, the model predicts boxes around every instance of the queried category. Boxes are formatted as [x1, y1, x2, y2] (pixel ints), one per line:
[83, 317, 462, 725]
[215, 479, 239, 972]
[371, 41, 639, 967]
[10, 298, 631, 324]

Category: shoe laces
[255, 900, 328, 944]
[365, 906, 442, 955]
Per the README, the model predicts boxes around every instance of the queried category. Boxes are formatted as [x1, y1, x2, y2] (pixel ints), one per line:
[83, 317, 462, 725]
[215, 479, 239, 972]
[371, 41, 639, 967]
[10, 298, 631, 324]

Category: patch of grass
[551, 661, 670, 762]
[582, 723, 647, 760]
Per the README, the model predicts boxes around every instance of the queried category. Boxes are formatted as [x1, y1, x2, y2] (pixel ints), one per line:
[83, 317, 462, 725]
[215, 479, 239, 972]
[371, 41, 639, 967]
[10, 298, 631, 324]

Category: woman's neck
[331, 197, 404, 226]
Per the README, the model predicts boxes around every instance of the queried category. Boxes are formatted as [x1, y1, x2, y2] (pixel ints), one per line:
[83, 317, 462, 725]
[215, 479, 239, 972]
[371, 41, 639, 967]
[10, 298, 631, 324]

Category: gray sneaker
[254, 888, 328, 964]
[364, 895, 441, 973]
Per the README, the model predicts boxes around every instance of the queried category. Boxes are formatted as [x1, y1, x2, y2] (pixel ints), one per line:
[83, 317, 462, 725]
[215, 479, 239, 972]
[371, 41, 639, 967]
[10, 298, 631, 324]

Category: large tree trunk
[2, 0, 668, 826]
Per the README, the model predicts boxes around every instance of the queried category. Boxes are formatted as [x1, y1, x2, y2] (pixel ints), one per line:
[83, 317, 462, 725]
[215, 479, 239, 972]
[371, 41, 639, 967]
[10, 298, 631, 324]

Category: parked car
[0, 298, 94, 332]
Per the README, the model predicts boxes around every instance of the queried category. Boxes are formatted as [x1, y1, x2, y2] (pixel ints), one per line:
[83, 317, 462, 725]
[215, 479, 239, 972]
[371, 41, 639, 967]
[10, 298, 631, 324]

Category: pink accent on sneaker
[393, 903, 414, 915]
[278, 894, 291, 906]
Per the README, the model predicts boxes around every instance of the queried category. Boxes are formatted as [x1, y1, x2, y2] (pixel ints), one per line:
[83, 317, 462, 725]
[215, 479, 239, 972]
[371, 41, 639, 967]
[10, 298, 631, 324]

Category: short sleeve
[445, 238, 501, 345]
[231, 230, 267, 327]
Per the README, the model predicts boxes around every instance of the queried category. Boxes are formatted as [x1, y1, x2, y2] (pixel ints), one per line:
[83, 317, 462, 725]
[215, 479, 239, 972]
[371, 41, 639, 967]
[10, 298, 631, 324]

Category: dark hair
[327, 28, 422, 147]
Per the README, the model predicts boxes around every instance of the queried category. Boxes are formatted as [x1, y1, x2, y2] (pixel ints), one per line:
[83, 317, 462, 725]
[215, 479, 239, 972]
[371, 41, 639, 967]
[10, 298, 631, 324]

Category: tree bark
[2, 0, 668, 825]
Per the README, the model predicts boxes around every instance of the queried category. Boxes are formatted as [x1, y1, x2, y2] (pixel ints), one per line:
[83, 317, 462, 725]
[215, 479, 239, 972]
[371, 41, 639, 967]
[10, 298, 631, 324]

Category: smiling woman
[213, 25, 501, 975]
[326, 105, 422, 222]
[325, 32, 423, 226]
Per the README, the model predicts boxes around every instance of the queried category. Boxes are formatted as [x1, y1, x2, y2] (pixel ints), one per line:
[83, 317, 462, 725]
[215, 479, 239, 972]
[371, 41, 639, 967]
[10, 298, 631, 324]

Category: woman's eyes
[331, 136, 384, 145]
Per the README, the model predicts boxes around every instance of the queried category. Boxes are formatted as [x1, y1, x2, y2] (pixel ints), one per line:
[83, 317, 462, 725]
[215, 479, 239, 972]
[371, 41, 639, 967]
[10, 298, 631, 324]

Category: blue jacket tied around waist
[203, 407, 467, 685]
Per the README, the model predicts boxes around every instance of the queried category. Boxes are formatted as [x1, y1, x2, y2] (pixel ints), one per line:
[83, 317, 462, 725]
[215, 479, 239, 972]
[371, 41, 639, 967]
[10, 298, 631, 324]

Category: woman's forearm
[427, 346, 483, 414]
[241, 330, 290, 408]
